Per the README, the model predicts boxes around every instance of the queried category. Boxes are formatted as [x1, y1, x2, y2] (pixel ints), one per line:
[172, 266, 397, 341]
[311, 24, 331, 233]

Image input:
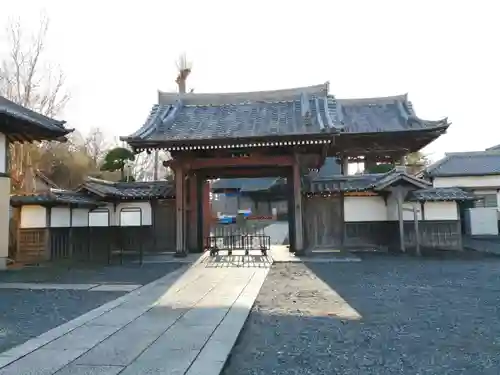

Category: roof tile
[82, 179, 175, 199]
[408, 187, 475, 202]
[426, 151, 500, 177]
[0, 96, 70, 136]
[11, 190, 102, 207]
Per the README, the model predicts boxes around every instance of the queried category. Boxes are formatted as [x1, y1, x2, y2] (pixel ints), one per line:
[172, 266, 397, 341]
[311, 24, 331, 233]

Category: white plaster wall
[423, 201, 458, 220]
[344, 196, 387, 222]
[72, 208, 89, 227]
[0, 133, 6, 174]
[434, 175, 500, 188]
[116, 201, 152, 226]
[386, 195, 422, 221]
[20, 206, 47, 228]
[89, 209, 110, 227]
[50, 207, 71, 227]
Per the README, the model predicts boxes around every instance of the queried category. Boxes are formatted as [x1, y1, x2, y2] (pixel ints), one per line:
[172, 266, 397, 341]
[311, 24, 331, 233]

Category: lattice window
[474, 194, 498, 208]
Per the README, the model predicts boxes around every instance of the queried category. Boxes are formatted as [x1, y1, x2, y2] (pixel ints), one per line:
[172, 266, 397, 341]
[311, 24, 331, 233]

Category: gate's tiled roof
[425, 151, 500, 177]
[81, 178, 175, 199]
[336, 95, 448, 133]
[123, 84, 336, 146]
[122, 85, 448, 147]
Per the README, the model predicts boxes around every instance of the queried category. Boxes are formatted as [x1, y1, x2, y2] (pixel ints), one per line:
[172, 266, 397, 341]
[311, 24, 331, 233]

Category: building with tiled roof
[422, 147, 500, 235]
[122, 83, 448, 160]
[119, 82, 457, 256]
[1, 97, 73, 269]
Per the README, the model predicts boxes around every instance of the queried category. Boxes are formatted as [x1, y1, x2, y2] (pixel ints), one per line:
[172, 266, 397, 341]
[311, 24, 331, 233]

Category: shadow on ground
[223, 254, 500, 375]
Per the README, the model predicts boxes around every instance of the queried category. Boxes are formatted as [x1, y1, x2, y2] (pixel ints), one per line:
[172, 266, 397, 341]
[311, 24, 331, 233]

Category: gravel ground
[0, 263, 183, 284]
[0, 263, 184, 353]
[223, 255, 500, 375]
[0, 289, 124, 353]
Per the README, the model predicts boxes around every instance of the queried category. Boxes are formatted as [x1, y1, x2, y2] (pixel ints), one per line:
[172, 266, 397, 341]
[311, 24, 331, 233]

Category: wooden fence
[343, 220, 462, 251]
[15, 226, 170, 265]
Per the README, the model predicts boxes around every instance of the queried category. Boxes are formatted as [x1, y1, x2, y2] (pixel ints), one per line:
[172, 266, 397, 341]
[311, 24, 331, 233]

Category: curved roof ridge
[158, 83, 329, 106]
[336, 93, 408, 105]
[126, 104, 172, 140]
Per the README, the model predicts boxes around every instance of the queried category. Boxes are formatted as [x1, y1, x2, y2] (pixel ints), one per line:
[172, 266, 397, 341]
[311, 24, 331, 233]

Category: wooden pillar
[196, 175, 204, 251]
[341, 157, 349, 176]
[395, 186, 406, 253]
[287, 171, 295, 253]
[457, 202, 463, 251]
[188, 174, 198, 251]
[293, 156, 304, 255]
[151, 200, 157, 251]
[364, 156, 377, 173]
[203, 180, 211, 245]
[175, 165, 186, 257]
[340, 191, 345, 246]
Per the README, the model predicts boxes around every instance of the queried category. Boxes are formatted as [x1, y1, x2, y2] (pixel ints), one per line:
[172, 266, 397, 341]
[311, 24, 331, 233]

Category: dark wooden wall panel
[303, 196, 343, 249]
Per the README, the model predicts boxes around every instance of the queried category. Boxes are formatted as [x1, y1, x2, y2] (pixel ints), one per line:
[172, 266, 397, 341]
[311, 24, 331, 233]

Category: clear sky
[1, 0, 499, 161]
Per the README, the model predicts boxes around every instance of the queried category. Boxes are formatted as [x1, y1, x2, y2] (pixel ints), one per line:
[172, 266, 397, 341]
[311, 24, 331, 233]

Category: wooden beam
[200, 167, 290, 179]
[185, 155, 295, 170]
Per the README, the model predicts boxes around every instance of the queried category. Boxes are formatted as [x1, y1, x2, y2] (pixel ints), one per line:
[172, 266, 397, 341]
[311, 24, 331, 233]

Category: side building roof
[307, 167, 431, 194]
[0, 96, 72, 142]
[425, 150, 500, 177]
[11, 189, 103, 208]
[79, 178, 175, 200]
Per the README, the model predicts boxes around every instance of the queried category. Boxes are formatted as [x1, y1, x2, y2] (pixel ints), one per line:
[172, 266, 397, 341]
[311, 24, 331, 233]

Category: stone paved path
[0, 255, 270, 375]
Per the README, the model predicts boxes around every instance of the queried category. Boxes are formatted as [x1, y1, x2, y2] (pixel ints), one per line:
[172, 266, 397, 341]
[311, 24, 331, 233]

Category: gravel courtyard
[0, 263, 183, 353]
[223, 255, 500, 375]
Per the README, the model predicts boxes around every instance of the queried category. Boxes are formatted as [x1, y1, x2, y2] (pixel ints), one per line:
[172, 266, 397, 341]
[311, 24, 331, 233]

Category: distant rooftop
[425, 150, 500, 177]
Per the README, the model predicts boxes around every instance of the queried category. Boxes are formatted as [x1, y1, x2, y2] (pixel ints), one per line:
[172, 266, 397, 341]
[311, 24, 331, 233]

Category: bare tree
[84, 127, 108, 168]
[0, 14, 69, 116]
[0, 14, 70, 192]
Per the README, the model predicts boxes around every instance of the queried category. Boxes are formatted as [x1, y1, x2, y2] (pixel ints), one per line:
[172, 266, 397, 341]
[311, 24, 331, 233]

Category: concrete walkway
[263, 222, 289, 245]
[0, 255, 271, 375]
